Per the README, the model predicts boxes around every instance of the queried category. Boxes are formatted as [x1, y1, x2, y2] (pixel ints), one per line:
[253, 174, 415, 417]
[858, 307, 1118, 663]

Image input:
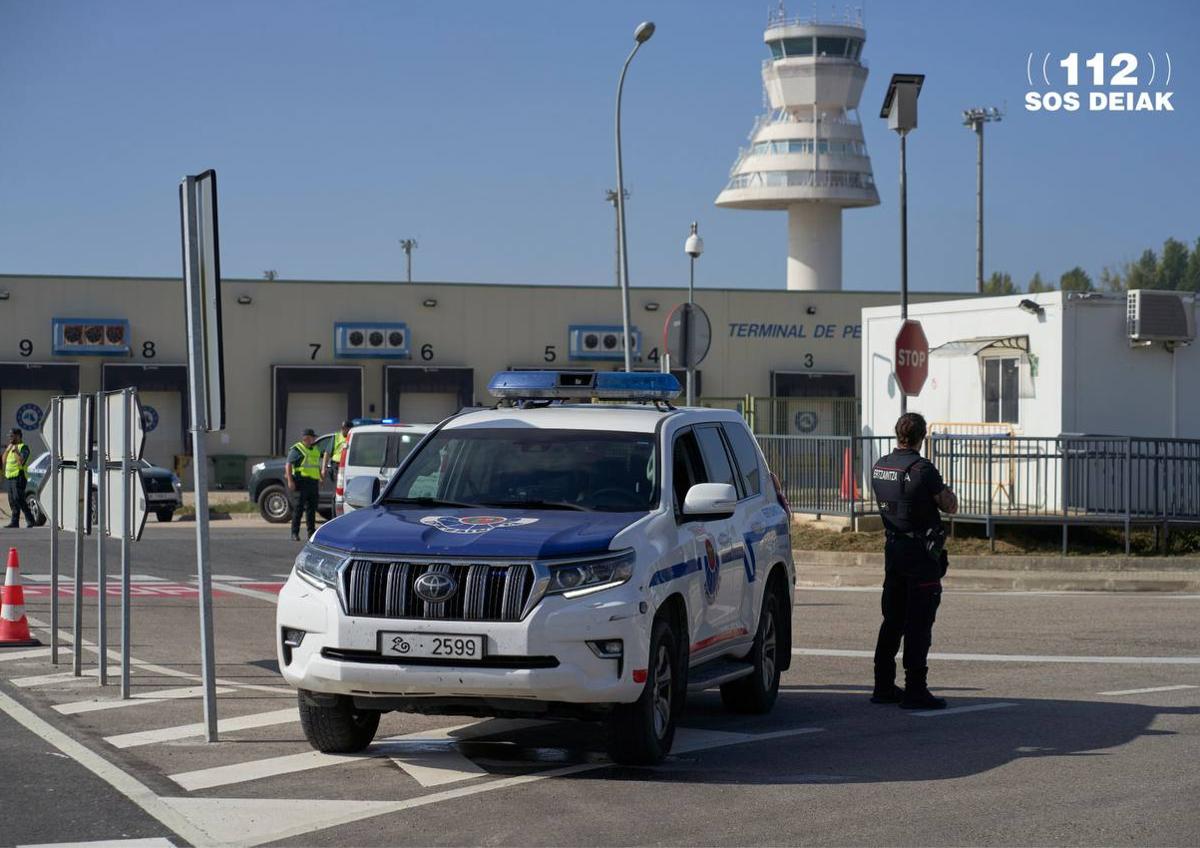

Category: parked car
[25, 452, 184, 526]
[334, 421, 434, 516]
[247, 434, 337, 523]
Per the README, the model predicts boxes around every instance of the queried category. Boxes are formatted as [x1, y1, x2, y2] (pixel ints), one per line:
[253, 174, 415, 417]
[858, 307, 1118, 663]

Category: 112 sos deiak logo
[1025, 51, 1175, 113]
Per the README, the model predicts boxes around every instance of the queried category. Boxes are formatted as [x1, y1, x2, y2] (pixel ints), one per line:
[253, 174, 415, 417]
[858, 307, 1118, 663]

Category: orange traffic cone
[0, 547, 40, 647]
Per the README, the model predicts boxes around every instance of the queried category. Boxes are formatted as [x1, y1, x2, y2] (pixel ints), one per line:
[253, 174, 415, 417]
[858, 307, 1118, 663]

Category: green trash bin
[211, 454, 248, 490]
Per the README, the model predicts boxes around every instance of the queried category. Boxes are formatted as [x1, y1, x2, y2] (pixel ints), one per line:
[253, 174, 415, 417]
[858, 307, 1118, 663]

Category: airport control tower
[715, 7, 879, 291]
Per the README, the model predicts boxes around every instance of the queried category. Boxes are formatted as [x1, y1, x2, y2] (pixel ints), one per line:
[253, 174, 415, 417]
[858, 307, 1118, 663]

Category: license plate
[147, 493, 176, 502]
[379, 632, 485, 661]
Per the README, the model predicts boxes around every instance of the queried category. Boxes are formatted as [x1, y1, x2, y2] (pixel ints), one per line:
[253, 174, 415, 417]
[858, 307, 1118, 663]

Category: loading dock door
[0, 363, 81, 456]
[770, 371, 857, 436]
[385, 367, 473, 425]
[272, 366, 363, 454]
[102, 365, 189, 471]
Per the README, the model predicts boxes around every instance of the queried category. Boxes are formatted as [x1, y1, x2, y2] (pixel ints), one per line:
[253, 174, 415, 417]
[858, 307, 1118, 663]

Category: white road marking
[168, 719, 539, 791]
[0, 646, 52, 662]
[1097, 684, 1199, 696]
[11, 668, 100, 688]
[209, 581, 281, 603]
[908, 702, 1018, 718]
[390, 748, 488, 787]
[0, 688, 214, 847]
[211, 574, 251, 582]
[105, 707, 300, 749]
[53, 686, 235, 715]
[794, 648, 1200, 665]
[796, 586, 1200, 599]
[132, 574, 168, 582]
[19, 839, 175, 848]
[272, 573, 292, 578]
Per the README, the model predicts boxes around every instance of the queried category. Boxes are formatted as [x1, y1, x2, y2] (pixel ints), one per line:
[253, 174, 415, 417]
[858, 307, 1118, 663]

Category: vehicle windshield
[385, 428, 658, 513]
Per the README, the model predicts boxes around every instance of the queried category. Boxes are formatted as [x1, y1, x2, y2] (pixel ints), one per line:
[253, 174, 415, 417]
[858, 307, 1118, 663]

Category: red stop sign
[894, 319, 929, 396]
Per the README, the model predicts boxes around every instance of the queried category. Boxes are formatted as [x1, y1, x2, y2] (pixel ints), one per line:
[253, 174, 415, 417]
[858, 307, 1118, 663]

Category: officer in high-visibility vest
[3, 428, 36, 528]
[286, 428, 322, 541]
[323, 420, 352, 481]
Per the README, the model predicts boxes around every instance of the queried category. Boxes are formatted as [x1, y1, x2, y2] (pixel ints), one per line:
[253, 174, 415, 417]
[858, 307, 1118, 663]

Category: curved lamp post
[615, 21, 655, 372]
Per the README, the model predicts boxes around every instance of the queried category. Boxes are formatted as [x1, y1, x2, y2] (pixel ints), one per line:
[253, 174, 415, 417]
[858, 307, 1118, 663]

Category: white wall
[861, 292, 1065, 438]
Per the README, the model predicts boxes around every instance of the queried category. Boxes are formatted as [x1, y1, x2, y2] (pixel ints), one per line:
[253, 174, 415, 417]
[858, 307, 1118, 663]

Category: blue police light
[487, 370, 680, 402]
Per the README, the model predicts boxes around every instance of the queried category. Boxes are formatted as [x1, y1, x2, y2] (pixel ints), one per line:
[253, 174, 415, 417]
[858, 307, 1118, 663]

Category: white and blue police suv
[276, 370, 794, 764]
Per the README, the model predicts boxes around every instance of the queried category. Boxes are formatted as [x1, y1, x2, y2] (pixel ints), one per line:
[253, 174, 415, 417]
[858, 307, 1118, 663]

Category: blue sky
[1, 0, 1195, 293]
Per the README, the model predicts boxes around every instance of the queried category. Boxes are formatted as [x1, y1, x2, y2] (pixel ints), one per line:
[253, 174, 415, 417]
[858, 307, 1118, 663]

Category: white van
[334, 421, 433, 515]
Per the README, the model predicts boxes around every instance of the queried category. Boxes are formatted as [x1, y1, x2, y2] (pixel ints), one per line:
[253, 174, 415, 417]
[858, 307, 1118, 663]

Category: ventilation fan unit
[52, 318, 130, 355]
[568, 324, 641, 361]
[335, 322, 410, 358]
[1127, 291, 1195, 344]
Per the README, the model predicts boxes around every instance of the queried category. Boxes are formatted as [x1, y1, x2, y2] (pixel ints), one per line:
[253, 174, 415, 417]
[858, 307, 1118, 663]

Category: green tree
[982, 271, 1017, 295]
[1125, 249, 1158, 290]
[1099, 266, 1124, 291]
[1027, 272, 1053, 292]
[1184, 237, 1200, 292]
[1157, 238, 1189, 290]
[1059, 266, 1093, 292]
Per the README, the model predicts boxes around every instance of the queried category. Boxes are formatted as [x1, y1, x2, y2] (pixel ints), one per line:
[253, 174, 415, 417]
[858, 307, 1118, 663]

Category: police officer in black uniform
[869, 412, 958, 710]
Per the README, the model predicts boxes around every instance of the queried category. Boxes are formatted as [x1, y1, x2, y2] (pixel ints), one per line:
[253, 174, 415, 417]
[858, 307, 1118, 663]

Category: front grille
[321, 647, 559, 669]
[143, 476, 174, 493]
[342, 559, 535, 622]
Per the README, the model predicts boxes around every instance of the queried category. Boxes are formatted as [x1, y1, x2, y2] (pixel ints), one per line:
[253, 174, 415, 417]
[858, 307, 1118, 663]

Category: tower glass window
[768, 40, 784, 59]
[816, 37, 847, 56]
[782, 37, 813, 56]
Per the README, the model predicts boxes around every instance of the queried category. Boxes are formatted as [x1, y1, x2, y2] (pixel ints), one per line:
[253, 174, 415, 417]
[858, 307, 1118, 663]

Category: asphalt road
[0, 522, 1197, 847]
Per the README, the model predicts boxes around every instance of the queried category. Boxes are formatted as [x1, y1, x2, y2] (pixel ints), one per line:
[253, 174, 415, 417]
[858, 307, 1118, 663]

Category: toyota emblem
[413, 572, 458, 604]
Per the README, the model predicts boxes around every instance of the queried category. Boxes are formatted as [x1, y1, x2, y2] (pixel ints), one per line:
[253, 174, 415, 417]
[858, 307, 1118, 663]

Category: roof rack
[487, 370, 680, 403]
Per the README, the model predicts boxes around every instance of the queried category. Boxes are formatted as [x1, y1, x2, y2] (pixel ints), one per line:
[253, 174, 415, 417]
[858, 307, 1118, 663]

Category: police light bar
[488, 370, 680, 401]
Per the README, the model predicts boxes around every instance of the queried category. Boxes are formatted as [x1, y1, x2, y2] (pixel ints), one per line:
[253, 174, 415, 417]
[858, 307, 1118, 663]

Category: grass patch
[792, 520, 1200, 557]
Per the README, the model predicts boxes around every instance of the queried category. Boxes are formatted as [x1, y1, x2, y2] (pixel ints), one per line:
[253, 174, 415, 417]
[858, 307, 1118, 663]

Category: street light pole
[962, 107, 1003, 294]
[399, 238, 418, 283]
[615, 21, 655, 372]
[684, 221, 704, 406]
[899, 131, 908, 414]
[605, 189, 629, 288]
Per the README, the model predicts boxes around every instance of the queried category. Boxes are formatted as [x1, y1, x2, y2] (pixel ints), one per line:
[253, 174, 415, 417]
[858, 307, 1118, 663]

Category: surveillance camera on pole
[681, 222, 705, 406]
[880, 73, 924, 413]
[962, 106, 1004, 294]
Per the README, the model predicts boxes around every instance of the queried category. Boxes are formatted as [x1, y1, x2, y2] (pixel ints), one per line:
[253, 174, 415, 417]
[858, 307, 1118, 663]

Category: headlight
[294, 544, 345, 588]
[251, 462, 267, 473]
[546, 550, 635, 599]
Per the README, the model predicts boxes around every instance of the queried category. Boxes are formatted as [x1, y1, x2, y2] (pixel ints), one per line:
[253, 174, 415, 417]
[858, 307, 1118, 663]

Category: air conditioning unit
[1127, 291, 1195, 344]
[334, 322, 410, 358]
[568, 324, 641, 361]
[52, 318, 130, 355]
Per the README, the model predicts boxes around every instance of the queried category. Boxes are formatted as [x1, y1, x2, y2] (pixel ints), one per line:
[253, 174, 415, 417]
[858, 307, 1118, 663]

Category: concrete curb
[794, 549, 1200, 573]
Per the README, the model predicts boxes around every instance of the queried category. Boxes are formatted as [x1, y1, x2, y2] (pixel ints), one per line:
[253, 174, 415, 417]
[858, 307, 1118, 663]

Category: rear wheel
[607, 618, 680, 765]
[298, 692, 380, 753]
[720, 586, 782, 714]
[155, 509, 174, 523]
[258, 484, 292, 523]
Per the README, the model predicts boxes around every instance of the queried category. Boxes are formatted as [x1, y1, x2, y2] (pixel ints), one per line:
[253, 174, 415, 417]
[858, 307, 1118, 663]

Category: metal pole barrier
[1125, 437, 1132, 555]
[49, 396, 61, 664]
[120, 388, 132, 699]
[898, 131, 909, 416]
[96, 391, 108, 686]
[73, 395, 86, 676]
[183, 175, 219, 741]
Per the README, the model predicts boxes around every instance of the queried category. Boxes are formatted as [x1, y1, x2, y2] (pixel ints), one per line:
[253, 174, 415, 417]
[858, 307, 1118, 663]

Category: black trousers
[873, 542, 943, 679]
[6, 476, 34, 526]
[290, 478, 319, 536]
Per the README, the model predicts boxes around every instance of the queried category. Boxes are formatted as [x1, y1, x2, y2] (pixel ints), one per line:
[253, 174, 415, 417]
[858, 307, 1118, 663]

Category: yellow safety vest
[333, 432, 348, 465]
[4, 444, 28, 479]
[291, 441, 322, 480]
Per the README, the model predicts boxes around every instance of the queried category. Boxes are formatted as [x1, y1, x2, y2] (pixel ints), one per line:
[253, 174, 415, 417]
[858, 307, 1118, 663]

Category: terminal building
[0, 273, 956, 480]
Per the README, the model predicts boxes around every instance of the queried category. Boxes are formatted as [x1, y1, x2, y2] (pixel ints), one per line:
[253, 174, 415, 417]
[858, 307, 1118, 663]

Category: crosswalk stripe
[211, 574, 251, 582]
[1098, 684, 1198, 696]
[11, 668, 100, 688]
[168, 719, 543, 791]
[53, 686, 235, 715]
[907, 701, 1018, 717]
[105, 707, 301, 749]
[18, 838, 176, 848]
[0, 647, 53, 662]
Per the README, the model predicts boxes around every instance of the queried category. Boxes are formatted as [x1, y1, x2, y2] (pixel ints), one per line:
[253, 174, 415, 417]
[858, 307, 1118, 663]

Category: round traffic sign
[894, 319, 929, 396]
[664, 303, 712, 369]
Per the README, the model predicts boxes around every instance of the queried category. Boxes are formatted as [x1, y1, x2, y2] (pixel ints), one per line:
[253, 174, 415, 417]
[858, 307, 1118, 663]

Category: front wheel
[607, 618, 680, 765]
[258, 484, 292, 523]
[298, 693, 380, 753]
[720, 586, 782, 714]
[26, 493, 46, 526]
[155, 509, 175, 523]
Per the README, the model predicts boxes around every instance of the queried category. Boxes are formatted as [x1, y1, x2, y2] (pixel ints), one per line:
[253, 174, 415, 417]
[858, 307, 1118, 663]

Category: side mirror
[344, 475, 381, 510]
[682, 482, 738, 519]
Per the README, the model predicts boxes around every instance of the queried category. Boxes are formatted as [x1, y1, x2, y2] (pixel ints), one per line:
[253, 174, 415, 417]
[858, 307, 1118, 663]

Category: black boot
[900, 667, 946, 710]
[870, 669, 904, 704]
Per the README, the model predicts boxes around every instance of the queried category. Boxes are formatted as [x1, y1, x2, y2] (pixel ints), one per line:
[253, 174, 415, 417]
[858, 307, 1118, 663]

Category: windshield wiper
[477, 499, 588, 512]
[386, 496, 477, 509]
